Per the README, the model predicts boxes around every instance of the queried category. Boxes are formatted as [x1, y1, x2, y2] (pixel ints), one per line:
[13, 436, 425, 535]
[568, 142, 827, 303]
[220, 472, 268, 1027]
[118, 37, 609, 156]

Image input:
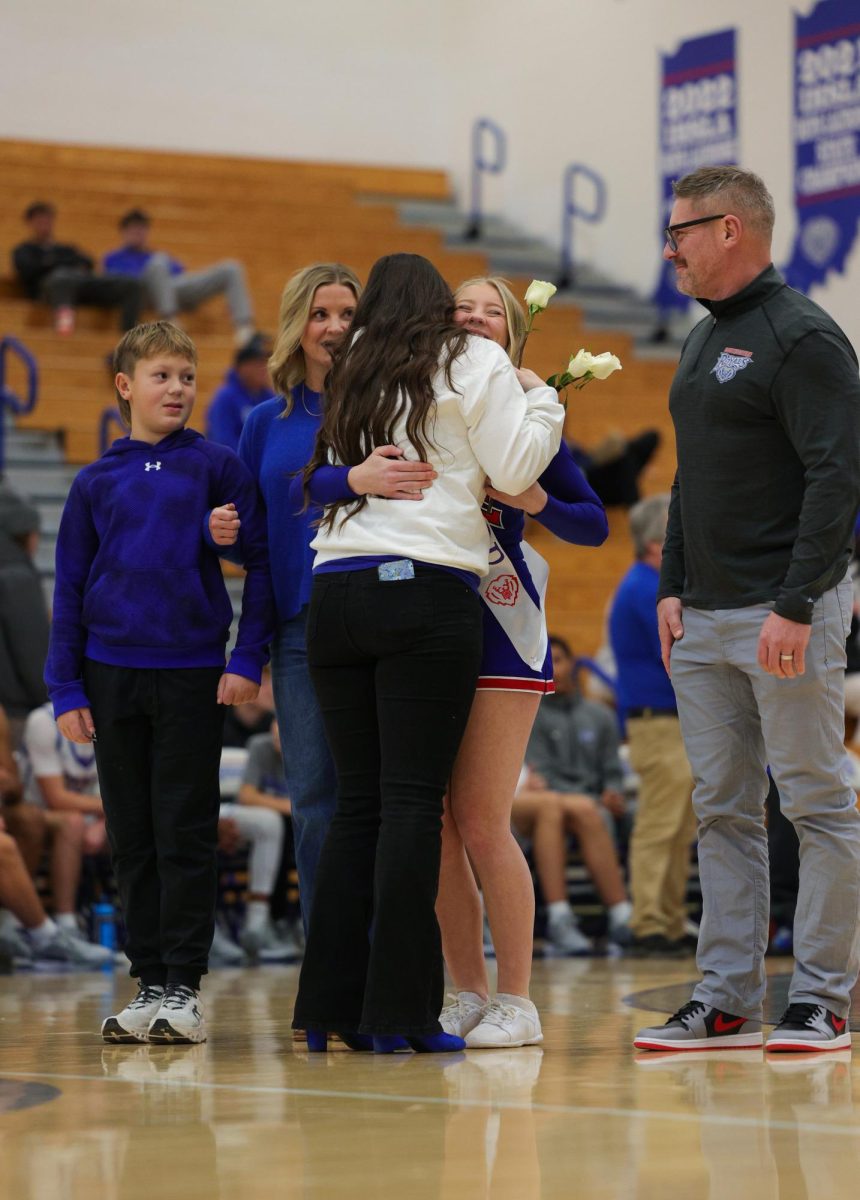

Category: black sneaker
[766, 1003, 852, 1053]
[628, 935, 688, 959]
[634, 1000, 763, 1051]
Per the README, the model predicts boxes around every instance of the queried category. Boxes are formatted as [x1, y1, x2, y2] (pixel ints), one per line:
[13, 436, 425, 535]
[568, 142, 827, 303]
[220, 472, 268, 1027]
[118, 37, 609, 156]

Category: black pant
[41, 268, 144, 330]
[293, 566, 482, 1036]
[84, 660, 225, 988]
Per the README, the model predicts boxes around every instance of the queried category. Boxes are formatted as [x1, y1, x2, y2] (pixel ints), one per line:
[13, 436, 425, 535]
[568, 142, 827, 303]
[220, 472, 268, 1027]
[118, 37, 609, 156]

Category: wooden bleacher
[0, 137, 679, 656]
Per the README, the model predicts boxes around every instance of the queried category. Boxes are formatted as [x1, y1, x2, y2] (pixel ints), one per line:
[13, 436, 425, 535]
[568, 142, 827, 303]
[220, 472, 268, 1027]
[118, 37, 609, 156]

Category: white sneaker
[210, 923, 243, 966]
[36, 927, 114, 968]
[240, 918, 301, 963]
[546, 909, 592, 956]
[148, 984, 206, 1044]
[465, 998, 543, 1048]
[102, 983, 165, 1042]
[439, 992, 488, 1038]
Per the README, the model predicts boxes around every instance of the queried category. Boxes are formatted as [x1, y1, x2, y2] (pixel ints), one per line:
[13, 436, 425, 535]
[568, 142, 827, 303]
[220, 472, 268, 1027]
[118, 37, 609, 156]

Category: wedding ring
[779, 653, 794, 660]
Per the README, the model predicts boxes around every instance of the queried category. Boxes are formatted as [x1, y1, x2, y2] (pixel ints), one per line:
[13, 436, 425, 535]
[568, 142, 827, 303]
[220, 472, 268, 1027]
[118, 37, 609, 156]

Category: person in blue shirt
[228, 263, 363, 935]
[206, 333, 275, 452]
[46, 321, 274, 1045]
[609, 493, 695, 958]
[103, 209, 255, 347]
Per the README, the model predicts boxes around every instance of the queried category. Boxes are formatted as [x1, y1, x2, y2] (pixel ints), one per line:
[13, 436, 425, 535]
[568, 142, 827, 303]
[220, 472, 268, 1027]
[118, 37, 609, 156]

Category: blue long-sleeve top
[206, 369, 276, 453]
[237, 387, 324, 622]
[102, 247, 184, 277]
[45, 428, 275, 718]
[608, 560, 678, 717]
[292, 440, 607, 604]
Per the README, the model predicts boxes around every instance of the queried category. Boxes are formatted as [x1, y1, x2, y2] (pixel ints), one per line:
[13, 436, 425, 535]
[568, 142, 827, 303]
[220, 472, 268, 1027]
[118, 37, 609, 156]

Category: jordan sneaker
[634, 1000, 763, 1051]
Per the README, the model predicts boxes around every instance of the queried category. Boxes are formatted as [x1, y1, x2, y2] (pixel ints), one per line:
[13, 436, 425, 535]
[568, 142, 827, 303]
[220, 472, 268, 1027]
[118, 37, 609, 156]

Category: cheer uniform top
[478, 442, 606, 692]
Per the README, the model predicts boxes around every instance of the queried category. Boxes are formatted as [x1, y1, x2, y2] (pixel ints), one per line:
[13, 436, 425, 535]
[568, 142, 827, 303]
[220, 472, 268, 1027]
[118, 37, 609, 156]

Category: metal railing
[0, 336, 39, 471]
[557, 164, 607, 289]
[464, 118, 507, 240]
[99, 406, 126, 454]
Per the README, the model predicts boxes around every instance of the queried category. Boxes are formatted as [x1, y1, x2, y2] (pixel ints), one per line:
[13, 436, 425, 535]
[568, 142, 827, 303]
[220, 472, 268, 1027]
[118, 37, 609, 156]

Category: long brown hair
[305, 253, 469, 529]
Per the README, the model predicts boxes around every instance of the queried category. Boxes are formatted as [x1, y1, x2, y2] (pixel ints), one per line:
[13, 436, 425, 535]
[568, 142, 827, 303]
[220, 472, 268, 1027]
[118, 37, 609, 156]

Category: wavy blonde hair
[454, 275, 527, 365]
[270, 262, 362, 414]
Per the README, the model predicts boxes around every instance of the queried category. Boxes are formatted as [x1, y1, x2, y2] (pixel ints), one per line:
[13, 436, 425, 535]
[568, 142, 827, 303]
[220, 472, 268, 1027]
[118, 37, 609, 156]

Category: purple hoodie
[45, 427, 274, 718]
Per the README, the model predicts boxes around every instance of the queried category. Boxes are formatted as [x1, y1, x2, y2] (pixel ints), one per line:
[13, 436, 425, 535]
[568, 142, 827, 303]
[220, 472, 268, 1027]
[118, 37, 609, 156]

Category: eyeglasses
[663, 214, 727, 252]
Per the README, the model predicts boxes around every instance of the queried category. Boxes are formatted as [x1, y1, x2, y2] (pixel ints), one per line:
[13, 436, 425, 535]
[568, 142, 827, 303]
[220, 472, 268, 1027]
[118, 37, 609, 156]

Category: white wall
[2, 0, 857, 343]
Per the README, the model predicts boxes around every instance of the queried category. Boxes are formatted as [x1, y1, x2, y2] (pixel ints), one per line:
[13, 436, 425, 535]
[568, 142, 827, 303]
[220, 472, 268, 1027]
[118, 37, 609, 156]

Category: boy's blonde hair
[454, 276, 528, 365]
[113, 322, 198, 425]
[269, 263, 361, 414]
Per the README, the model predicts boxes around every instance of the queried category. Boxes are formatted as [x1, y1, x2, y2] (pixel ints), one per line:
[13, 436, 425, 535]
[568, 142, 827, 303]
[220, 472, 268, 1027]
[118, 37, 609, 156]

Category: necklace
[301, 384, 318, 416]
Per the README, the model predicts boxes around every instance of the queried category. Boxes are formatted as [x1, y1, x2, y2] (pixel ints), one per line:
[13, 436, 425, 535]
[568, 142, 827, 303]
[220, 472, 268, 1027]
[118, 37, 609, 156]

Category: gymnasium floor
[1, 958, 857, 1200]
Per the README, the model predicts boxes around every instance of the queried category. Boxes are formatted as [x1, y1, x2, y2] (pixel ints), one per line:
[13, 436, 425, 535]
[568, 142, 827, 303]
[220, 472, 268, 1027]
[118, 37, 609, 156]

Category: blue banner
[784, 0, 860, 292]
[654, 29, 738, 313]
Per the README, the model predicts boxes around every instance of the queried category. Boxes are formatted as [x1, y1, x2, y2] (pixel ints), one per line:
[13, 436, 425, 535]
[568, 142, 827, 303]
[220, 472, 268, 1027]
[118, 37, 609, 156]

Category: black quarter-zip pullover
[659, 265, 860, 624]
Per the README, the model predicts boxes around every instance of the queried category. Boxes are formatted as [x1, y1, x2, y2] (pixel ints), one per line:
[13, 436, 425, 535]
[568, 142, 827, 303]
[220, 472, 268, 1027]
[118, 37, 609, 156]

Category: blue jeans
[270, 607, 338, 932]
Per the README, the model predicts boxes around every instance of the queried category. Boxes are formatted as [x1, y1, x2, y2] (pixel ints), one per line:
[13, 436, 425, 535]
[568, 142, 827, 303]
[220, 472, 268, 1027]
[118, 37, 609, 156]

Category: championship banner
[784, 0, 860, 292]
[653, 29, 739, 314]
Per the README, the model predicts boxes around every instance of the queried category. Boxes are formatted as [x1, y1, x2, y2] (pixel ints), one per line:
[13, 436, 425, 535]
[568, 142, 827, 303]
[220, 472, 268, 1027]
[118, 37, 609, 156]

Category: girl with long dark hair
[291, 254, 563, 1053]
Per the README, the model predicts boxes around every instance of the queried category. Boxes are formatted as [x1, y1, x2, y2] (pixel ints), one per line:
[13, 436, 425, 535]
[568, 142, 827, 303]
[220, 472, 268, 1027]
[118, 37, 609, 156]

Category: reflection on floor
[0, 958, 857, 1200]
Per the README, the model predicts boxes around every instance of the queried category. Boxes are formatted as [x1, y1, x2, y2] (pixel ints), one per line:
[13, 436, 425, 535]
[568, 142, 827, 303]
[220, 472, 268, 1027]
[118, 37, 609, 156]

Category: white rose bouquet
[547, 348, 622, 405]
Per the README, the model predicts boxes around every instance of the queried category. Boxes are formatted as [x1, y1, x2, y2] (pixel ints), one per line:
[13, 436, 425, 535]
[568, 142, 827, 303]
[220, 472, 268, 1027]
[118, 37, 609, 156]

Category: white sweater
[311, 336, 565, 578]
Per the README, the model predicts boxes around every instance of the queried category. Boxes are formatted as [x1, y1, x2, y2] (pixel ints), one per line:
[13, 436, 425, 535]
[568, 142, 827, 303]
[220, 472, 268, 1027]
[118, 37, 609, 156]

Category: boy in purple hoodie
[45, 321, 273, 1044]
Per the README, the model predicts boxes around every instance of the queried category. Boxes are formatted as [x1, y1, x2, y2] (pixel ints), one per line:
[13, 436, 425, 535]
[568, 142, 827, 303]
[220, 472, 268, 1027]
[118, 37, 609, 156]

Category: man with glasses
[634, 165, 860, 1054]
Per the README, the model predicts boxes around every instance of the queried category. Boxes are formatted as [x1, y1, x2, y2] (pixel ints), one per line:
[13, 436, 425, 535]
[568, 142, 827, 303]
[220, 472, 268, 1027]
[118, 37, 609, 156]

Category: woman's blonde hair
[454, 275, 527, 365]
[270, 262, 362, 413]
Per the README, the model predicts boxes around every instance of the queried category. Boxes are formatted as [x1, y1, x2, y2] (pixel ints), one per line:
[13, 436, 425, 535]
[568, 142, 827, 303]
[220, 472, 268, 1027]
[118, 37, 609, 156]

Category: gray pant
[141, 252, 253, 329]
[671, 580, 860, 1020]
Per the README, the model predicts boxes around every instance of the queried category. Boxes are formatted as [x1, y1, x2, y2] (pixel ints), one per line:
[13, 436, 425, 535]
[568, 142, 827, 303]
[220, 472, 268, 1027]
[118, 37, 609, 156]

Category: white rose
[567, 349, 622, 380]
[524, 279, 557, 310]
[588, 352, 622, 380]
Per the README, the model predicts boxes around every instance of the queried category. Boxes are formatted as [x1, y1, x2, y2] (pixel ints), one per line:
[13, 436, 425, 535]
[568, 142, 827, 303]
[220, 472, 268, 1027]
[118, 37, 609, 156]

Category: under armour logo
[145, 461, 162, 472]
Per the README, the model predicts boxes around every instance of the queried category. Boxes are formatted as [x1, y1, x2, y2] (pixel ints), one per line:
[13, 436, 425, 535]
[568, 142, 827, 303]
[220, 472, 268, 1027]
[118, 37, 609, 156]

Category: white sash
[481, 538, 550, 671]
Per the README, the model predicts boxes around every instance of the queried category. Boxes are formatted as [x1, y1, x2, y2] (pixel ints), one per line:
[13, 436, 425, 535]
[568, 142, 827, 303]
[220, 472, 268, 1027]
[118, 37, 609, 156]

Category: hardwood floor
[0, 958, 857, 1199]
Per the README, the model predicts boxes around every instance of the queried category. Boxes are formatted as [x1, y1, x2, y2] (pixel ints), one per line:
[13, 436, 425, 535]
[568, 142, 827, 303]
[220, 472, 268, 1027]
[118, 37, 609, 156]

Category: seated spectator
[0, 811, 112, 968]
[567, 429, 659, 508]
[608, 495, 696, 957]
[235, 722, 299, 960]
[0, 478, 49, 747]
[525, 636, 633, 948]
[1, 706, 112, 969]
[206, 334, 275, 453]
[12, 202, 143, 335]
[19, 700, 108, 853]
[512, 766, 632, 955]
[221, 667, 275, 748]
[103, 209, 255, 346]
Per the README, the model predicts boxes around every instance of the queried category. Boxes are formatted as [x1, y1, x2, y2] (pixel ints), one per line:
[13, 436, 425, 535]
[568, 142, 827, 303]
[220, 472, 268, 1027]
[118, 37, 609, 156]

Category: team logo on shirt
[482, 498, 505, 528]
[484, 574, 519, 606]
[145, 461, 162, 472]
[711, 347, 753, 384]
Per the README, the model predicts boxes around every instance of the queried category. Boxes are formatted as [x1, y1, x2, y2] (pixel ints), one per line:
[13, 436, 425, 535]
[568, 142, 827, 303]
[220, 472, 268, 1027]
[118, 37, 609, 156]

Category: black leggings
[293, 565, 482, 1036]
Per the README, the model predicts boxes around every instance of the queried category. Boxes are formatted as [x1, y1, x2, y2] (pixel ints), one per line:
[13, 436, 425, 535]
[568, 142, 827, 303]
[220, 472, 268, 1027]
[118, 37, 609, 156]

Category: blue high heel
[306, 1030, 328, 1052]
[407, 1032, 466, 1053]
[372, 1035, 411, 1054]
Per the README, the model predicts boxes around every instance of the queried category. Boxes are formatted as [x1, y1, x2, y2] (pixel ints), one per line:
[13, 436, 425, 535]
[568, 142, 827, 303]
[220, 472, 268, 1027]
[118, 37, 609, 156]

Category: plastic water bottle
[92, 902, 117, 952]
